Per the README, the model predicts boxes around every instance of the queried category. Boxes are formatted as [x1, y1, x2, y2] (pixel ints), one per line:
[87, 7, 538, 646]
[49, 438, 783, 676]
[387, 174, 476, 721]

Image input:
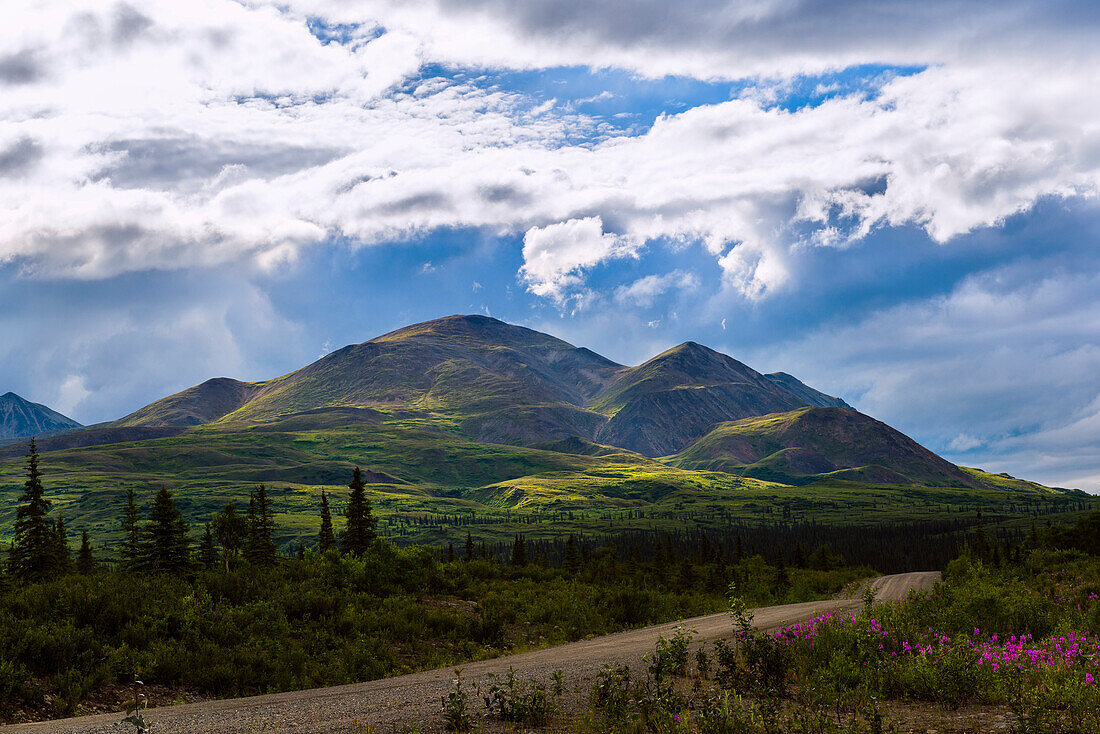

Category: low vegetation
[0, 444, 868, 723]
[551, 515, 1100, 733]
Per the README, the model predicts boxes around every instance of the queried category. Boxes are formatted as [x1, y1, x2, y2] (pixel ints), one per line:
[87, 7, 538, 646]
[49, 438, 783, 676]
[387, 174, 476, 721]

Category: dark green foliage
[480, 667, 564, 726]
[441, 669, 473, 732]
[120, 487, 140, 571]
[53, 515, 71, 576]
[212, 503, 246, 572]
[464, 531, 474, 562]
[11, 439, 56, 584]
[563, 533, 580, 576]
[1050, 510, 1100, 555]
[244, 485, 276, 566]
[138, 486, 191, 574]
[198, 523, 217, 570]
[341, 467, 376, 556]
[0, 532, 866, 722]
[76, 530, 95, 576]
[317, 489, 335, 553]
[510, 534, 527, 567]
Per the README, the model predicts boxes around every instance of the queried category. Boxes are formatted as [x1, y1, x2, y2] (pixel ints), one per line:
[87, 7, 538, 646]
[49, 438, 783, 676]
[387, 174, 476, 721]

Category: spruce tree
[198, 522, 218, 570]
[446, 542, 455, 562]
[510, 534, 527, 567]
[318, 489, 336, 553]
[76, 530, 96, 575]
[54, 515, 71, 575]
[140, 486, 191, 574]
[213, 503, 246, 572]
[563, 533, 581, 576]
[121, 487, 141, 571]
[342, 467, 376, 556]
[244, 484, 277, 566]
[12, 438, 56, 583]
[464, 531, 474, 562]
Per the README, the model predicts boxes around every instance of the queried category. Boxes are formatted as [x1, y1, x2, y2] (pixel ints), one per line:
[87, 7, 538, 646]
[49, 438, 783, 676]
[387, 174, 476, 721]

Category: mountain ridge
[0, 392, 82, 441]
[109, 315, 854, 457]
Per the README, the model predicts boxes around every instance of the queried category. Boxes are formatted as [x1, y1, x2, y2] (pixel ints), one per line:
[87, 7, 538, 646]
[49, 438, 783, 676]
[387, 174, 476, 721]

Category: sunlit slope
[589, 342, 847, 456]
[114, 315, 621, 445]
[667, 407, 987, 488]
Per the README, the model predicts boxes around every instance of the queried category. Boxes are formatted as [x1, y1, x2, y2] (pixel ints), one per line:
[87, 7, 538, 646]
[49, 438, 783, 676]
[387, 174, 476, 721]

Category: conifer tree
[446, 542, 455, 562]
[296, 543, 306, 560]
[76, 530, 96, 575]
[244, 484, 277, 566]
[54, 515, 71, 575]
[121, 487, 141, 570]
[318, 489, 336, 553]
[198, 522, 218, 570]
[464, 531, 474, 562]
[510, 534, 527, 567]
[563, 533, 581, 576]
[213, 503, 246, 572]
[140, 486, 191, 574]
[342, 467, 376, 556]
[12, 438, 56, 583]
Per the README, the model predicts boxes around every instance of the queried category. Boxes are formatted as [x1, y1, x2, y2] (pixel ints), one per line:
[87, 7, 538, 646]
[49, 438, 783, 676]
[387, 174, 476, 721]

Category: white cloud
[53, 374, 89, 418]
[520, 216, 639, 302]
[0, 0, 1097, 301]
[753, 256, 1100, 490]
[615, 270, 699, 307]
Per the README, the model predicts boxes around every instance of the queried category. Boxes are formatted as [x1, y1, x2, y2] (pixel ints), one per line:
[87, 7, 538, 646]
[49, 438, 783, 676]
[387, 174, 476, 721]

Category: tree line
[3, 442, 382, 585]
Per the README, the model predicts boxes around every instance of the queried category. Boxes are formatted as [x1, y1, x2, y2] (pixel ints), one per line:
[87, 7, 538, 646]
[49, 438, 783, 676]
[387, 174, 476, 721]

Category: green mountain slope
[667, 407, 987, 488]
[0, 392, 82, 440]
[590, 342, 830, 455]
[116, 315, 621, 445]
[110, 316, 851, 456]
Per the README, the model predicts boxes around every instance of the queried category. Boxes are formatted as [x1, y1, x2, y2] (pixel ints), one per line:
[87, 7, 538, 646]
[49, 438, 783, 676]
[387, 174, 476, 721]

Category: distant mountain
[119, 377, 260, 427]
[0, 392, 82, 441]
[590, 342, 840, 455]
[115, 315, 623, 446]
[111, 315, 853, 457]
[668, 407, 985, 488]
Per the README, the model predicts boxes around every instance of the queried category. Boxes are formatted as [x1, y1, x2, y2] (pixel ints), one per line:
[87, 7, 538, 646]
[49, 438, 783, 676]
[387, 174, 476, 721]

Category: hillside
[108, 316, 852, 455]
[668, 407, 987, 488]
[590, 342, 834, 455]
[114, 315, 621, 446]
[6, 313, 1082, 554]
[0, 392, 82, 441]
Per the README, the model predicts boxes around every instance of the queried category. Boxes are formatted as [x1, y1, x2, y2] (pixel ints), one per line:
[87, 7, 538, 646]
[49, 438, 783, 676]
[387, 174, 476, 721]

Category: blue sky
[2, 0, 1100, 490]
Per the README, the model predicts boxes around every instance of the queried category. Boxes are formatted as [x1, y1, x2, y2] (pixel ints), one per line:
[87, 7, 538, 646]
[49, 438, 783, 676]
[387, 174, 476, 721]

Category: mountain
[110, 316, 856, 456]
[0, 392, 82, 441]
[119, 377, 261, 427]
[590, 342, 838, 456]
[115, 315, 623, 445]
[668, 406, 986, 488]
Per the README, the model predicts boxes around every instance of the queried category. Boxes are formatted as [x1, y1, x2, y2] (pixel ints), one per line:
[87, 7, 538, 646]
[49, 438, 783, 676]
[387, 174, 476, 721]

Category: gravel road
[4, 571, 939, 734]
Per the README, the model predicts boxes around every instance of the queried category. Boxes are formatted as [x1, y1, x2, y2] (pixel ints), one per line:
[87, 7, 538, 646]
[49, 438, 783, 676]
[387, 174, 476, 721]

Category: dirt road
[5, 571, 939, 733]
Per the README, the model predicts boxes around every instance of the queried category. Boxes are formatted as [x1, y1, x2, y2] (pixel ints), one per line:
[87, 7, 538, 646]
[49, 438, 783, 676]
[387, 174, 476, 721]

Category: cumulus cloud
[0, 0, 1095, 298]
[520, 217, 639, 301]
[753, 250, 1100, 490]
[615, 270, 699, 307]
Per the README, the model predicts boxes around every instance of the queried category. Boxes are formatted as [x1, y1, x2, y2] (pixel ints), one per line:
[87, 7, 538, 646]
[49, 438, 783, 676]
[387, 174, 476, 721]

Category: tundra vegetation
[0, 443, 869, 723]
[540, 517, 1099, 734]
[0, 439, 1096, 728]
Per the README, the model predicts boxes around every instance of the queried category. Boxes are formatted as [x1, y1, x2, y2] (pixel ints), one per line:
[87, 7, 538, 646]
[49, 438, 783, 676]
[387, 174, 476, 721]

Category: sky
[2, 1, 1100, 491]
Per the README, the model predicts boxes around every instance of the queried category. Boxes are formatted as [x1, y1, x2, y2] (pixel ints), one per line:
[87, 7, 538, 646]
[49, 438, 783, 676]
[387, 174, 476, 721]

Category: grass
[0, 421, 1094, 559]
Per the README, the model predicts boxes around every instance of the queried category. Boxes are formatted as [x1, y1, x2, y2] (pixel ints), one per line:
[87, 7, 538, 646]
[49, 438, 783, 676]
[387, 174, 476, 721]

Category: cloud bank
[1, 0, 1097, 300]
